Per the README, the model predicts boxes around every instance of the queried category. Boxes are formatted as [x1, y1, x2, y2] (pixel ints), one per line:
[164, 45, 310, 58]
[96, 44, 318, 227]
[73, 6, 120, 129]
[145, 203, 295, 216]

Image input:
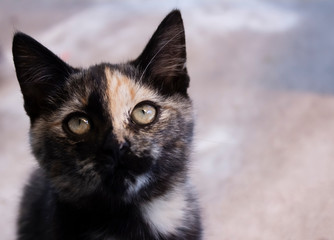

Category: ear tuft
[132, 10, 189, 96]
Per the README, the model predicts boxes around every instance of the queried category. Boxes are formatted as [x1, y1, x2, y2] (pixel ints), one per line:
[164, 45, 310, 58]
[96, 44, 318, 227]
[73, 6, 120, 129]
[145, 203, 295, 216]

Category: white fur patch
[141, 186, 187, 236]
[127, 173, 151, 196]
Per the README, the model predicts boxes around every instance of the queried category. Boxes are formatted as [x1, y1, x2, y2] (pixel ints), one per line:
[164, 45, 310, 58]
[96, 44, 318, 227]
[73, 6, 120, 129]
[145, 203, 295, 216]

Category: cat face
[13, 10, 193, 202]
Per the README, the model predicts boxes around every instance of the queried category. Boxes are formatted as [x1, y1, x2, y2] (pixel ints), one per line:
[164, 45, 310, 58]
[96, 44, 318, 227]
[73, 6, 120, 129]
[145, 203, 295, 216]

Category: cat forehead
[104, 67, 159, 104]
[68, 65, 160, 105]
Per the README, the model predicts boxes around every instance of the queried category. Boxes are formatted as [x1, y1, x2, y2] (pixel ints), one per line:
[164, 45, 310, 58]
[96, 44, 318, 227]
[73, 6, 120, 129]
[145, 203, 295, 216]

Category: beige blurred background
[1, 0, 334, 239]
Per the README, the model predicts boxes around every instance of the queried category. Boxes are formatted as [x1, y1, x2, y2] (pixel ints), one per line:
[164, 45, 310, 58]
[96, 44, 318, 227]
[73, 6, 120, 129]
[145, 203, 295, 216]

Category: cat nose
[119, 140, 130, 156]
[102, 133, 130, 158]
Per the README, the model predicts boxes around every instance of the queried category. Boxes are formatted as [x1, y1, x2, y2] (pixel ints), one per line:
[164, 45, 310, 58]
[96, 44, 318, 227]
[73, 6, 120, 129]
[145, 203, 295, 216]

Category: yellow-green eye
[131, 103, 157, 125]
[67, 116, 90, 135]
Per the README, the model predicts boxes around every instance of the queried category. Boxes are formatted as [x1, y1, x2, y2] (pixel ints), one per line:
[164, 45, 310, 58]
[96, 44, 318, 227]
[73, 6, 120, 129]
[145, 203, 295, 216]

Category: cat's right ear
[12, 32, 75, 122]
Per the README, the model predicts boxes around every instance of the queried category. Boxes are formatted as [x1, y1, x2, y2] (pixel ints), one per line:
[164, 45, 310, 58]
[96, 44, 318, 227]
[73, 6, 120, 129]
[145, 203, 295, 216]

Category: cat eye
[131, 102, 157, 126]
[67, 115, 91, 135]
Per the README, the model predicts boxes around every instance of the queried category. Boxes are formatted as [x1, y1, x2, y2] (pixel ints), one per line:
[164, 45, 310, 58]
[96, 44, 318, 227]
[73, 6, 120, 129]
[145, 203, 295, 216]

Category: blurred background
[1, 0, 334, 239]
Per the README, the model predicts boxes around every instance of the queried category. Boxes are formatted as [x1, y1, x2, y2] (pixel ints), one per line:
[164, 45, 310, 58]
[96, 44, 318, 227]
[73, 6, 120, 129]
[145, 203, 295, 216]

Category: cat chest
[59, 190, 187, 239]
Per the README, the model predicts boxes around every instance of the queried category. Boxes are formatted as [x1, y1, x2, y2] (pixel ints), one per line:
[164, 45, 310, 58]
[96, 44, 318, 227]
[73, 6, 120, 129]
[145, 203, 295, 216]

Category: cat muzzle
[102, 133, 131, 160]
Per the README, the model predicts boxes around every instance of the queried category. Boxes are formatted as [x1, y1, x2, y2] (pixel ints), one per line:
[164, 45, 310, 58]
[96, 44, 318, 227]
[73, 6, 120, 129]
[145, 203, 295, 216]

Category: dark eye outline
[130, 101, 160, 127]
[62, 112, 93, 138]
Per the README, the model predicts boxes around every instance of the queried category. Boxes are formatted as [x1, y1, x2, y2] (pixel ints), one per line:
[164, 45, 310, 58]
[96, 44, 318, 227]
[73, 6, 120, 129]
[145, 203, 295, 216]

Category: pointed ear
[132, 10, 189, 96]
[12, 32, 75, 122]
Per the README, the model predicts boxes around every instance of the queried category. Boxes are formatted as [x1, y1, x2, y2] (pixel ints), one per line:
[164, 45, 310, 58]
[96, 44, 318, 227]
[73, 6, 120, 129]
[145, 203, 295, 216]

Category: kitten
[13, 10, 202, 240]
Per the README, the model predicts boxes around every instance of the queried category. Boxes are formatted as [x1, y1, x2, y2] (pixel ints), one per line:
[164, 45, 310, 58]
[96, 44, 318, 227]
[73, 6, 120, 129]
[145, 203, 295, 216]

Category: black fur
[12, 32, 77, 123]
[13, 10, 202, 240]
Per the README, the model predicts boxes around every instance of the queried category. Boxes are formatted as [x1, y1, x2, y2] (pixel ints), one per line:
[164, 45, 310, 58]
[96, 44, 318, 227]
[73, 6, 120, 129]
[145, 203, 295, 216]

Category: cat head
[13, 10, 193, 202]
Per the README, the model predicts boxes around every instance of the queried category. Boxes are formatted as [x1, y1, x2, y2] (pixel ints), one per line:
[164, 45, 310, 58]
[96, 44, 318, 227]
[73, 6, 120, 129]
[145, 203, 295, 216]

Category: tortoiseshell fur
[13, 10, 202, 240]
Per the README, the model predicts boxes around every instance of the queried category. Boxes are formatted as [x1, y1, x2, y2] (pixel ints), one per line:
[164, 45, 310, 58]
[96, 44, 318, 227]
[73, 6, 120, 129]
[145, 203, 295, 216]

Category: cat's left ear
[132, 10, 189, 97]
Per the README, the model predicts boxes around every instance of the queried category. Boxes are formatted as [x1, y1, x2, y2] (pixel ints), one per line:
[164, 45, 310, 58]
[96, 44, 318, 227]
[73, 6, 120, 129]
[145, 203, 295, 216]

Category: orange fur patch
[104, 67, 160, 143]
